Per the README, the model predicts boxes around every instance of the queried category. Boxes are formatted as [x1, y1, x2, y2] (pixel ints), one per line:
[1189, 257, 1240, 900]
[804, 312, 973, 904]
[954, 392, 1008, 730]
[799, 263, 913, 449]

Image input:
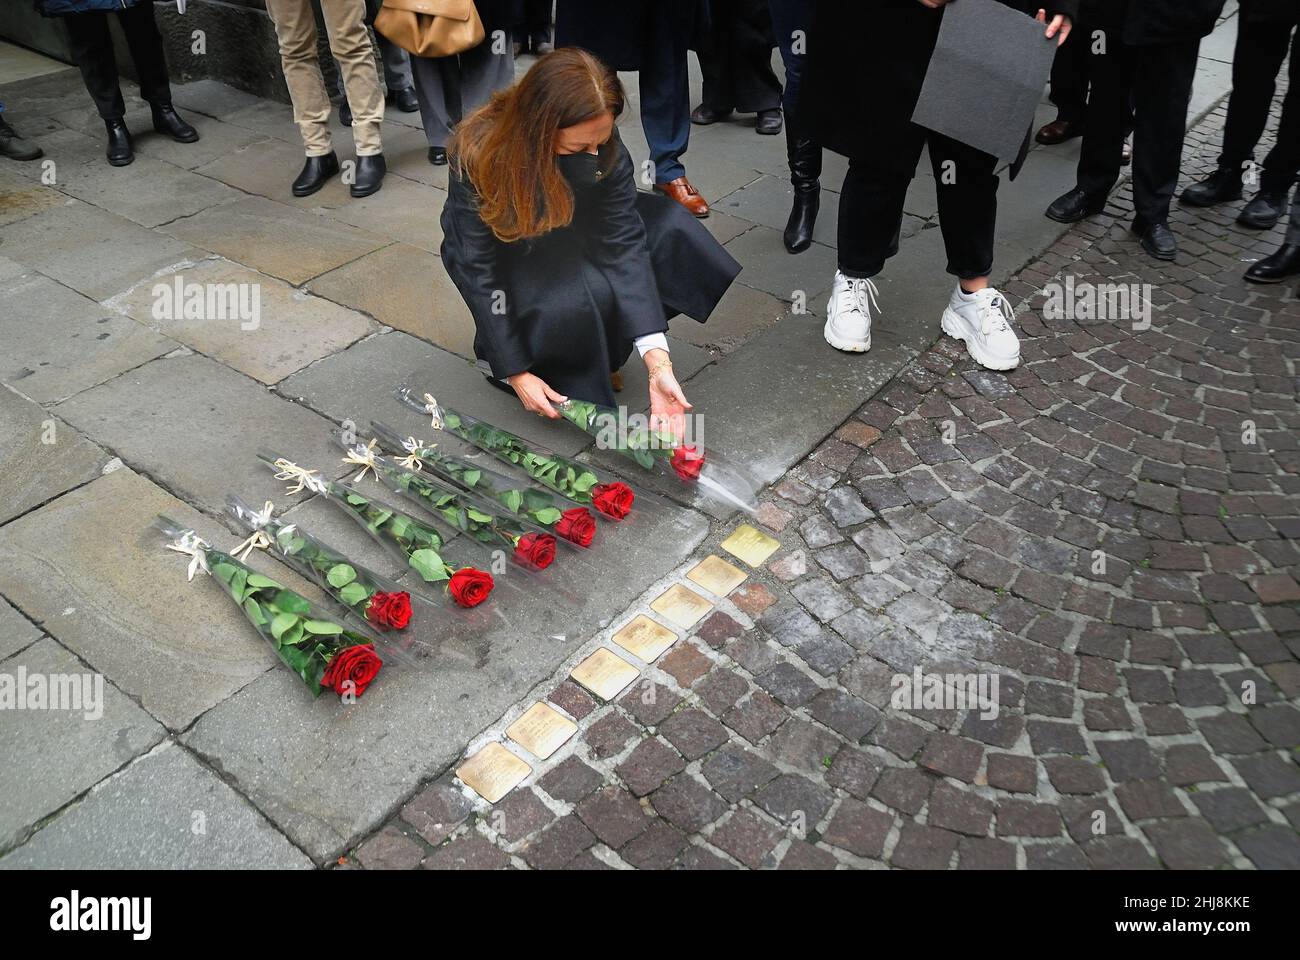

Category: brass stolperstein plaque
[506, 702, 578, 760]
[570, 647, 642, 700]
[612, 614, 679, 662]
[720, 523, 781, 568]
[650, 583, 714, 628]
[687, 554, 748, 597]
[456, 742, 532, 803]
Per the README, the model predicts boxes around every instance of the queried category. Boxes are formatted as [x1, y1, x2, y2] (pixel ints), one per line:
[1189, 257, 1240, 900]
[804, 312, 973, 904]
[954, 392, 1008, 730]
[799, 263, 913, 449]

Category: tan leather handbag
[374, 0, 485, 58]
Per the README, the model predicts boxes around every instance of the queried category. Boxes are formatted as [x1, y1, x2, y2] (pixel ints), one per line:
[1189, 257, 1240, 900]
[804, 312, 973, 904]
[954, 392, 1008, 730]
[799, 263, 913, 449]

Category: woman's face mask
[556, 150, 601, 188]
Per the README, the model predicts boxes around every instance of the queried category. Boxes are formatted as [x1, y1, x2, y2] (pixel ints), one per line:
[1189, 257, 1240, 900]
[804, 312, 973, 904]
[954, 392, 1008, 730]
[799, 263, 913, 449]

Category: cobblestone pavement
[347, 86, 1300, 872]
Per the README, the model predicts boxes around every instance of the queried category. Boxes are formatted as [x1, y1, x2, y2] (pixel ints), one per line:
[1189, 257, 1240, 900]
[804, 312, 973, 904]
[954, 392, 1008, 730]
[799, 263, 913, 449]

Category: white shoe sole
[823, 319, 871, 353]
[941, 306, 1020, 371]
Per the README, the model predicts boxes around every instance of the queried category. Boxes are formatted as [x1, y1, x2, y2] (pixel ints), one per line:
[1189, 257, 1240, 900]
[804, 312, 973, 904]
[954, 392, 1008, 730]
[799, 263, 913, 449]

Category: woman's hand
[1035, 9, 1072, 45]
[645, 349, 693, 441]
[507, 371, 567, 418]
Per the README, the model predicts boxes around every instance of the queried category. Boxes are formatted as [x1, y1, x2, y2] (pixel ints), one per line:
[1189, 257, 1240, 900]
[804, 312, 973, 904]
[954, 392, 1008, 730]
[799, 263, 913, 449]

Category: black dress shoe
[392, 86, 419, 113]
[1133, 218, 1178, 261]
[690, 104, 732, 125]
[1046, 187, 1107, 224]
[1238, 190, 1288, 230]
[756, 108, 783, 135]
[351, 153, 386, 198]
[104, 118, 133, 166]
[428, 145, 447, 165]
[339, 99, 352, 127]
[1245, 243, 1300, 283]
[784, 129, 821, 254]
[151, 102, 199, 142]
[0, 116, 43, 161]
[1179, 167, 1242, 207]
[291, 151, 338, 197]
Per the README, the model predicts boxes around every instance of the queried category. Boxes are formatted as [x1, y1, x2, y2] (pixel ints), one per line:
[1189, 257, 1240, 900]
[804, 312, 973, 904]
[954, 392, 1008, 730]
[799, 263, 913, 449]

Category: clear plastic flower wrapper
[555, 396, 759, 516]
[258, 452, 498, 609]
[395, 385, 637, 521]
[226, 496, 504, 664]
[156, 517, 388, 699]
[369, 420, 598, 547]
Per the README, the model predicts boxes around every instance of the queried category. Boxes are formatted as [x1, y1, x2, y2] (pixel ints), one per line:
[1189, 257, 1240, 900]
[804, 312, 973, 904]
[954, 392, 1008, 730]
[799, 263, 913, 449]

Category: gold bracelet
[648, 357, 673, 379]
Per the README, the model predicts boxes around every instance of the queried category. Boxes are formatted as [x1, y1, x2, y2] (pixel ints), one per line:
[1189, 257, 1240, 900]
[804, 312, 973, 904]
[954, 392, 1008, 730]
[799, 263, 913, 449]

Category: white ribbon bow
[342, 438, 381, 484]
[273, 458, 327, 495]
[395, 436, 428, 472]
[166, 530, 211, 582]
[232, 500, 276, 561]
[422, 394, 444, 431]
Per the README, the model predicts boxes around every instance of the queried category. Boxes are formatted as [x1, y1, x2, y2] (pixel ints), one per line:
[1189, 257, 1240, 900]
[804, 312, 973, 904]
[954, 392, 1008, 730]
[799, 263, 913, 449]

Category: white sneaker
[824, 270, 877, 352]
[941, 284, 1021, 370]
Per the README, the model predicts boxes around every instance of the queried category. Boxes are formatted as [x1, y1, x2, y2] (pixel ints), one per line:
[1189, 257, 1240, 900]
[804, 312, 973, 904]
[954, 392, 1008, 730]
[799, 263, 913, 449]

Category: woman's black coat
[554, 0, 706, 70]
[1239, 0, 1299, 24]
[440, 135, 741, 407]
[804, 0, 1080, 168]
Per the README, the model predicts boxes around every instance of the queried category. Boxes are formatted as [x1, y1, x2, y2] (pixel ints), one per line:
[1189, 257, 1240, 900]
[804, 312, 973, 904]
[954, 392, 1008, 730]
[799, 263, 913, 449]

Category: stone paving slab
[0, 597, 42, 662]
[0, 166, 65, 228]
[0, 270, 179, 404]
[0, 742, 313, 869]
[194, 136, 359, 212]
[161, 195, 391, 285]
[0, 385, 107, 525]
[0, 469, 280, 731]
[313, 175, 448, 254]
[723, 222, 840, 304]
[0, 637, 166, 853]
[0, 198, 203, 301]
[54, 353, 351, 516]
[714, 174, 839, 248]
[107, 257, 377, 385]
[669, 280, 790, 355]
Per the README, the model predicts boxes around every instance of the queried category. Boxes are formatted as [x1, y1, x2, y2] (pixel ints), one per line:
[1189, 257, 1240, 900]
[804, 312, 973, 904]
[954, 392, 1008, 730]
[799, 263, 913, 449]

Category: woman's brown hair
[449, 47, 625, 242]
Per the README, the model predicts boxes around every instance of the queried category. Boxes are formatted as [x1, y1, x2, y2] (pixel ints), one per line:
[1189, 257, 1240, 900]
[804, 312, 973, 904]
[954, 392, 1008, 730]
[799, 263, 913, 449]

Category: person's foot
[1246, 243, 1300, 283]
[1132, 218, 1178, 261]
[1045, 187, 1107, 224]
[292, 151, 339, 197]
[428, 145, 447, 165]
[339, 99, 352, 127]
[1238, 190, 1288, 229]
[351, 153, 386, 198]
[690, 104, 732, 125]
[150, 102, 199, 142]
[104, 118, 133, 166]
[1121, 141, 1132, 166]
[755, 108, 783, 135]
[533, 33, 554, 55]
[0, 116, 43, 161]
[1180, 167, 1242, 207]
[941, 285, 1020, 371]
[610, 370, 624, 392]
[655, 177, 709, 217]
[785, 183, 819, 254]
[823, 270, 876, 353]
[1035, 118, 1081, 145]
[391, 86, 419, 113]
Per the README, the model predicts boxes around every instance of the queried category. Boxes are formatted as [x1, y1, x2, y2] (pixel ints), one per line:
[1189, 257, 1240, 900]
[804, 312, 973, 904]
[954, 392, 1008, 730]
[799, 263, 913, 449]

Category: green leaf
[270, 591, 313, 616]
[211, 562, 237, 585]
[243, 597, 268, 626]
[466, 508, 494, 523]
[270, 611, 299, 640]
[504, 489, 523, 514]
[302, 619, 344, 635]
[462, 469, 481, 487]
[230, 567, 249, 601]
[444, 413, 461, 430]
[573, 471, 599, 493]
[339, 582, 370, 606]
[389, 516, 411, 540]
[346, 493, 369, 506]
[409, 548, 449, 582]
[533, 507, 562, 525]
[326, 564, 357, 588]
[246, 572, 283, 590]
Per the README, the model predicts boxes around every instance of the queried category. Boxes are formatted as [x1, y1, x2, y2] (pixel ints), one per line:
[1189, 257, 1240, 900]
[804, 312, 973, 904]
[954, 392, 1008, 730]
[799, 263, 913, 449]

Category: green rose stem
[370, 420, 584, 537]
[555, 397, 680, 471]
[157, 518, 374, 698]
[395, 387, 612, 508]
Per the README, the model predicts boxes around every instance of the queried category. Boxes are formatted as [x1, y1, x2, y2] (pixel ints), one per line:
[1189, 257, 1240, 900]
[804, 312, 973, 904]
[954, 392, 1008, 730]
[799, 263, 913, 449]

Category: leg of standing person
[63, 11, 134, 163]
[1245, 189, 1300, 282]
[692, 2, 737, 124]
[1181, 16, 1290, 209]
[729, 0, 782, 134]
[1129, 38, 1200, 260]
[0, 100, 44, 161]
[525, 0, 553, 53]
[317, 0, 385, 196]
[1242, 26, 1300, 227]
[266, 0, 341, 194]
[113, 2, 199, 145]
[1038, 26, 1088, 144]
[770, 0, 819, 252]
[644, 16, 707, 216]
[411, 54, 457, 163]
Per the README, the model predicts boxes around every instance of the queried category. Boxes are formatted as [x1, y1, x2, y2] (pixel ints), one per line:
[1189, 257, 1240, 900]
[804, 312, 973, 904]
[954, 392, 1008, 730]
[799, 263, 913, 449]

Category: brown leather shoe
[610, 370, 624, 392]
[1035, 118, 1081, 145]
[655, 177, 710, 217]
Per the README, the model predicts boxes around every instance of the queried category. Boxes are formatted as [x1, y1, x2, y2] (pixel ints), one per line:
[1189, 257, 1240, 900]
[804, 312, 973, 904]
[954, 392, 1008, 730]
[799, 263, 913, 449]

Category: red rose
[591, 482, 635, 519]
[671, 445, 706, 481]
[554, 507, 596, 546]
[448, 567, 494, 607]
[321, 643, 383, 698]
[365, 590, 412, 630]
[514, 532, 557, 570]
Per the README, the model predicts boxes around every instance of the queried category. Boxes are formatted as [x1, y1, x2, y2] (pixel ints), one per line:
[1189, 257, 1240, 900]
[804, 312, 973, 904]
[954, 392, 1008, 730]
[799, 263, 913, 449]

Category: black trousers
[839, 127, 998, 281]
[63, 4, 173, 121]
[1218, 17, 1300, 195]
[697, 0, 782, 115]
[514, 0, 552, 42]
[1076, 38, 1201, 225]
[1287, 192, 1300, 245]
[1048, 26, 1090, 126]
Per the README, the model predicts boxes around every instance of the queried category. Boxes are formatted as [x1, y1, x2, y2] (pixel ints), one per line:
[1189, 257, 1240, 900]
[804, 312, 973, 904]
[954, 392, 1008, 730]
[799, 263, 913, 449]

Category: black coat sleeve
[440, 174, 531, 380]
[580, 141, 669, 343]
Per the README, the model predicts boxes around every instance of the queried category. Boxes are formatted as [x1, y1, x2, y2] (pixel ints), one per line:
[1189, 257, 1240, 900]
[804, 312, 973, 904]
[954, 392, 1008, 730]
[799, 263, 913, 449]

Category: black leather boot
[104, 118, 133, 166]
[1045, 187, 1107, 223]
[150, 102, 199, 142]
[0, 116, 43, 161]
[351, 153, 386, 198]
[1133, 218, 1178, 261]
[1179, 167, 1242, 207]
[1238, 190, 1289, 229]
[783, 127, 821, 254]
[291, 151, 339, 197]
[1245, 243, 1300, 283]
